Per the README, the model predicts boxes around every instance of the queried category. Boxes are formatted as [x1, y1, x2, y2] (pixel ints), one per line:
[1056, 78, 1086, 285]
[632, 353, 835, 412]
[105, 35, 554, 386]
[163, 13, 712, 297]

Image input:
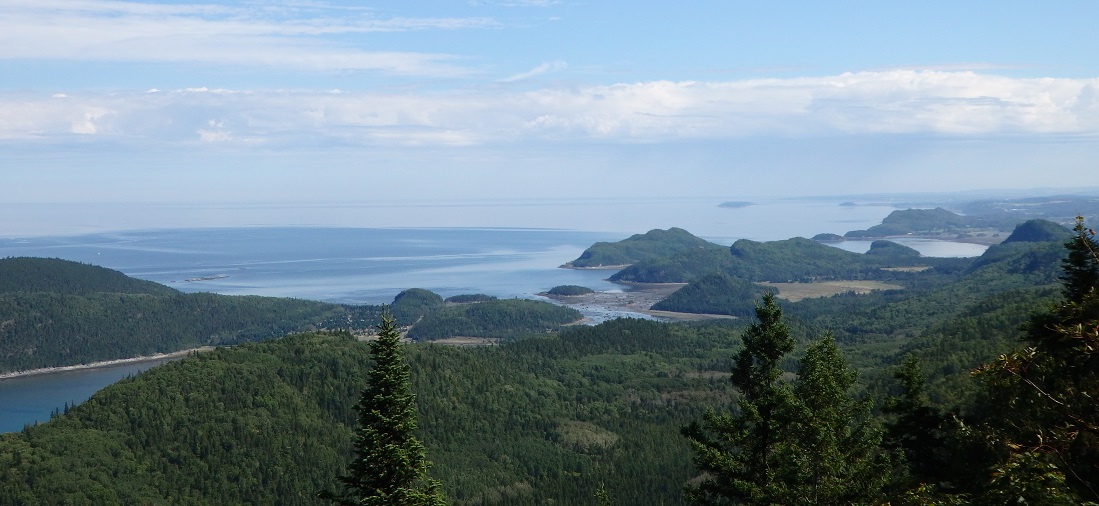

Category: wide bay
[0, 198, 989, 432]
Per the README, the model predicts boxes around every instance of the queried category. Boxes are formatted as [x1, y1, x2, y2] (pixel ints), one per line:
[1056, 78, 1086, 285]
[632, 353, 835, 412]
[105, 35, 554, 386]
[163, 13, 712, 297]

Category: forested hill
[0, 260, 588, 373]
[840, 196, 1099, 240]
[844, 207, 995, 238]
[0, 323, 739, 504]
[0, 257, 178, 296]
[1, 218, 1096, 503]
[0, 258, 351, 372]
[562, 227, 725, 268]
[658, 220, 1065, 324]
[0, 291, 349, 374]
[608, 236, 948, 284]
[407, 299, 581, 341]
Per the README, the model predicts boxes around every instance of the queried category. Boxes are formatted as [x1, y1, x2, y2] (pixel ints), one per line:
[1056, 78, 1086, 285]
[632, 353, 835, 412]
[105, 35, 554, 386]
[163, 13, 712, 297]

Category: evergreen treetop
[326, 311, 446, 506]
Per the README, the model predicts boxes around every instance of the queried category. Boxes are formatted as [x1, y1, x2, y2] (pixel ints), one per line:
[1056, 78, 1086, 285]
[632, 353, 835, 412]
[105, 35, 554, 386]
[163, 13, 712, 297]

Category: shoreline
[544, 281, 735, 322]
[834, 233, 1005, 246]
[0, 347, 215, 381]
[558, 263, 632, 270]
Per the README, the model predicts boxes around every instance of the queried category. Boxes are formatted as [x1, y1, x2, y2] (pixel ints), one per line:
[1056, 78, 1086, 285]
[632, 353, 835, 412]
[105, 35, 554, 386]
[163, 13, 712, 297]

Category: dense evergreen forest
[1, 211, 1097, 503]
[0, 261, 582, 373]
[596, 232, 960, 284]
[0, 321, 743, 504]
[0, 258, 353, 372]
[406, 299, 582, 341]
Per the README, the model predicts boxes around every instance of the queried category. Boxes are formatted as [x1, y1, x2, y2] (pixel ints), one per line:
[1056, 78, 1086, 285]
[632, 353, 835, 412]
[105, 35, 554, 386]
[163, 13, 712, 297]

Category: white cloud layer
[3, 71, 1098, 146]
[0, 0, 493, 75]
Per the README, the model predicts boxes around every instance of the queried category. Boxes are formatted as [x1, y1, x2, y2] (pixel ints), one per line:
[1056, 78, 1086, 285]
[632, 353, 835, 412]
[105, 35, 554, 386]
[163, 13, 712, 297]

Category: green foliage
[566, 228, 725, 268]
[0, 290, 353, 372]
[327, 313, 445, 506]
[975, 216, 1099, 501]
[865, 240, 921, 258]
[1059, 216, 1099, 302]
[783, 336, 890, 504]
[726, 237, 905, 282]
[608, 247, 734, 283]
[0, 319, 745, 505]
[981, 450, 1093, 506]
[882, 355, 994, 498]
[391, 289, 445, 324]
[443, 294, 497, 304]
[812, 233, 845, 242]
[682, 294, 798, 504]
[0, 333, 361, 504]
[651, 272, 771, 316]
[683, 297, 888, 505]
[844, 207, 987, 238]
[614, 236, 939, 285]
[595, 482, 613, 506]
[788, 236, 1066, 406]
[0, 257, 178, 296]
[546, 285, 594, 296]
[1001, 219, 1071, 244]
[406, 299, 582, 341]
[4, 215, 1096, 505]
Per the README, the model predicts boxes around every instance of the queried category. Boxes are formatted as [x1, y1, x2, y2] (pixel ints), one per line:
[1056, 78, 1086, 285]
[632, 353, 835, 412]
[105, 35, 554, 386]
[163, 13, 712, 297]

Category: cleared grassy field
[758, 280, 903, 302]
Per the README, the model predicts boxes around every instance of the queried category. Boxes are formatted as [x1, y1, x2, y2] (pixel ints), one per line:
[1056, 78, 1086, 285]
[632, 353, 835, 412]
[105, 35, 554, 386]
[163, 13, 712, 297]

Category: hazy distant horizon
[4, 2, 1099, 222]
[3, 187, 1096, 241]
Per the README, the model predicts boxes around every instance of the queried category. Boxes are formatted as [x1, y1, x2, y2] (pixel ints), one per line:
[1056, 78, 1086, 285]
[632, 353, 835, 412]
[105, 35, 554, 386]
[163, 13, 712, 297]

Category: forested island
[0, 207, 1097, 504]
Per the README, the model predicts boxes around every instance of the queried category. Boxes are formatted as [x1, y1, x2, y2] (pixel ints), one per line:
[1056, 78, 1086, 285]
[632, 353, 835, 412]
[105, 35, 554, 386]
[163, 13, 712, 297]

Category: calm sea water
[0, 227, 626, 305]
[0, 198, 988, 432]
[0, 359, 175, 433]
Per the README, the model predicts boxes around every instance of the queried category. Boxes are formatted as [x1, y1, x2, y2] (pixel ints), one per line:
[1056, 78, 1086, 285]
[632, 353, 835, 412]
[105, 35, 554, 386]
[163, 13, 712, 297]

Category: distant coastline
[718, 201, 754, 209]
[0, 347, 214, 381]
[559, 263, 631, 270]
[184, 274, 228, 282]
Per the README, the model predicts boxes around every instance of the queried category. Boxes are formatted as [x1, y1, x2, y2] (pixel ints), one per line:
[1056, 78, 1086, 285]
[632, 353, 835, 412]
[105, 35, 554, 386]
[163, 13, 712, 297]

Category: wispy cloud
[0, 0, 496, 75]
[499, 61, 568, 82]
[478, 0, 562, 7]
[3, 71, 1098, 146]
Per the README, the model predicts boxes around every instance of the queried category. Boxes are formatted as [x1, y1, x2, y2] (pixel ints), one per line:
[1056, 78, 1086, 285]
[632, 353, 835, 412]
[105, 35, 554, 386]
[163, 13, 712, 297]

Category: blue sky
[2, 0, 1099, 233]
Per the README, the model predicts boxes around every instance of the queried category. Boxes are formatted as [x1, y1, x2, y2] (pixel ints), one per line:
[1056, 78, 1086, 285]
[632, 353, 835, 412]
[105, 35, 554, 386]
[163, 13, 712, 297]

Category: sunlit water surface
[0, 198, 989, 432]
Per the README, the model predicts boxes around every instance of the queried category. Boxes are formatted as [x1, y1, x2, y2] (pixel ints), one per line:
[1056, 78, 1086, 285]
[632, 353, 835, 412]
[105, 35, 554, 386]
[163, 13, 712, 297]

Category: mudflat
[543, 282, 736, 322]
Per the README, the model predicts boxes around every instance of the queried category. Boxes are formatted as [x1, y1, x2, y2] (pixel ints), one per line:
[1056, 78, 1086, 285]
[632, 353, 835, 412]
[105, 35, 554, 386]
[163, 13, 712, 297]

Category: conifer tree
[784, 335, 889, 505]
[325, 311, 446, 506]
[883, 355, 972, 494]
[682, 293, 797, 504]
[978, 216, 1099, 502]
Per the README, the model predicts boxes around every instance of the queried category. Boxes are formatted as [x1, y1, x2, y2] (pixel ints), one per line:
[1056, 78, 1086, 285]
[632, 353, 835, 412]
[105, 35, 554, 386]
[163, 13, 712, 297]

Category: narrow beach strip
[0, 347, 215, 381]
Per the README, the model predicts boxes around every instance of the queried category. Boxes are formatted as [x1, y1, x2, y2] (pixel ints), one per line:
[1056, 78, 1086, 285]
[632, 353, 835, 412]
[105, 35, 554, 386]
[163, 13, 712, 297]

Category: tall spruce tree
[682, 293, 797, 504]
[784, 335, 889, 505]
[325, 311, 446, 506]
